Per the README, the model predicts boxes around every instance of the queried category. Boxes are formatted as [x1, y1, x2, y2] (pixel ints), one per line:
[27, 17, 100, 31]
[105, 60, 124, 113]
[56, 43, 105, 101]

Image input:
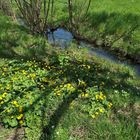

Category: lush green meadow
[0, 0, 140, 139]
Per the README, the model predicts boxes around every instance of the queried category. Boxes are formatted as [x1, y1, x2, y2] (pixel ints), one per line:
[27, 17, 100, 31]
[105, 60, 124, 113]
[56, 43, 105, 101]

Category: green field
[0, 1, 140, 140]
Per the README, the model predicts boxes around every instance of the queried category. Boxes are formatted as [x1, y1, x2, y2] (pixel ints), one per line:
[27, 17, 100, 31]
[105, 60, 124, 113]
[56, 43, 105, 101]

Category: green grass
[0, 12, 140, 140]
[87, 0, 140, 58]
[52, 0, 140, 60]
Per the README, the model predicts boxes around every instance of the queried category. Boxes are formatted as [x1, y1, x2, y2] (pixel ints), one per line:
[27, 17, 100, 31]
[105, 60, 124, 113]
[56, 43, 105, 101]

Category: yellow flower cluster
[108, 102, 113, 108]
[91, 108, 104, 119]
[29, 73, 36, 79]
[2, 72, 5, 76]
[2, 92, 7, 98]
[81, 64, 91, 69]
[12, 100, 19, 107]
[17, 114, 23, 120]
[54, 86, 61, 96]
[22, 70, 27, 75]
[81, 93, 89, 98]
[0, 92, 7, 104]
[95, 92, 106, 100]
[6, 84, 10, 90]
[64, 83, 75, 91]
[6, 109, 11, 113]
[54, 83, 75, 96]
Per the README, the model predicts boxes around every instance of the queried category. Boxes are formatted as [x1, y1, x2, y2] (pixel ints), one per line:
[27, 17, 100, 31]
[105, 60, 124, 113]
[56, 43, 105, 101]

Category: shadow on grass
[40, 90, 79, 140]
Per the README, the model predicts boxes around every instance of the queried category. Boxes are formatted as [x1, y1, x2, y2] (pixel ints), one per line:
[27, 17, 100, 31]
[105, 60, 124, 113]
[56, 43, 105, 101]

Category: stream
[48, 28, 140, 76]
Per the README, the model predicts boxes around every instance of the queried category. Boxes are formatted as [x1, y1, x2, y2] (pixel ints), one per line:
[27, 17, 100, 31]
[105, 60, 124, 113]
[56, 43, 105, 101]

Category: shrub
[0, 0, 15, 18]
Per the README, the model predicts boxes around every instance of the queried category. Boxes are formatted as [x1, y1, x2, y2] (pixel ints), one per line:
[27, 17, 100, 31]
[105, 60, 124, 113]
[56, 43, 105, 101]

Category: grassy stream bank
[0, 1, 140, 139]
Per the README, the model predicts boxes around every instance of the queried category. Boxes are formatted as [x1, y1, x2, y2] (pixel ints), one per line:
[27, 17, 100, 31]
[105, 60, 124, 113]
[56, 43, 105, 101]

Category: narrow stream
[48, 28, 140, 76]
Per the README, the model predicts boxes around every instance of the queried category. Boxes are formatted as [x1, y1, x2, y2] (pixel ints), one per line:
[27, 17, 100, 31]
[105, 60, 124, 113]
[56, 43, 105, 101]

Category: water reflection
[48, 28, 73, 48]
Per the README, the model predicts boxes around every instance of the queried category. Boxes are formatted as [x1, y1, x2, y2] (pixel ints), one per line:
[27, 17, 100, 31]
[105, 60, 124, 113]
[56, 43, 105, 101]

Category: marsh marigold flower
[91, 114, 96, 119]
[99, 108, 104, 113]
[19, 120, 23, 125]
[17, 114, 23, 120]
[108, 102, 113, 108]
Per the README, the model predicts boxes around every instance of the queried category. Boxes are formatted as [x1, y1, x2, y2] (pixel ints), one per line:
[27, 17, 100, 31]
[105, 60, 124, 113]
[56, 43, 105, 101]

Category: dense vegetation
[0, 0, 140, 140]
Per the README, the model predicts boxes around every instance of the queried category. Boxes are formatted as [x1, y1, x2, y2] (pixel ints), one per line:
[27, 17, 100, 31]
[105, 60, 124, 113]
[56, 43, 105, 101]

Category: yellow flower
[103, 95, 106, 99]
[15, 104, 19, 107]
[12, 101, 19, 107]
[85, 93, 89, 97]
[0, 101, 4, 104]
[100, 92, 103, 96]
[22, 70, 27, 75]
[19, 120, 23, 125]
[12, 101, 18, 105]
[2, 94, 6, 98]
[3, 68, 7, 71]
[81, 93, 85, 97]
[26, 96, 29, 99]
[95, 112, 99, 115]
[0, 96, 3, 100]
[95, 95, 99, 100]
[57, 91, 61, 96]
[108, 102, 113, 108]
[19, 107, 23, 113]
[6, 86, 10, 90]
[60, 85, 63, 88]
[3, 92, 7, 95]
[99, 95, 104, 100]
[30, 101, 33, 105]
[91, 114, 96, 119]
[2, 92, 7, 98]
[17, 114, 23, 120]
[99, 108, 104, 113]
[30, 73, 36, 79]
[6, 109, 11, 113]
[67, 83, 71, 87]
